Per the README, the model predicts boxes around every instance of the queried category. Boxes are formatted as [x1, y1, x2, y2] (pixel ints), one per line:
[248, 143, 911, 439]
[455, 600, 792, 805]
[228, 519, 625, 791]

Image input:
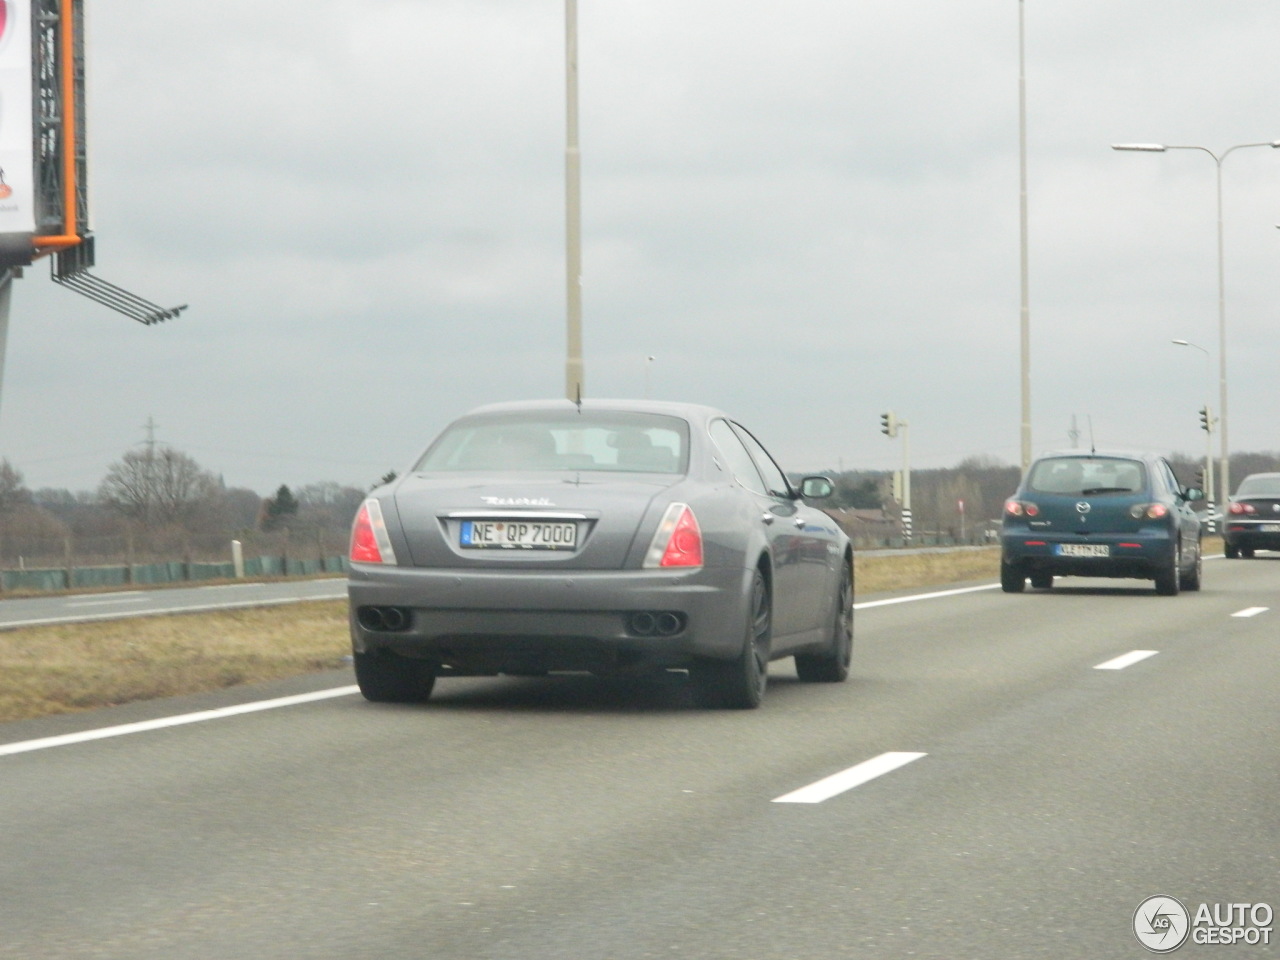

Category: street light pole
[1017, 0, 1032, 475]
[564, 0, 584, 402]
[1112, 139, 1280, 501]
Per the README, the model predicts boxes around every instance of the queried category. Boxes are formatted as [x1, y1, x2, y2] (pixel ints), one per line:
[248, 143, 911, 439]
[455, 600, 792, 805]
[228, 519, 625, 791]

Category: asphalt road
[0, 577, 347, 630]
[1, 558, 1277, 959]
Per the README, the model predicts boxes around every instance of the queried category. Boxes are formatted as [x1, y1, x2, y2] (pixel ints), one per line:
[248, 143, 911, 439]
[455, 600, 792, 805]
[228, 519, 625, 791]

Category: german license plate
[1056, 543, 1110, 558]
[460, 520, 577, 550]
[1260, 524, 1280, 533]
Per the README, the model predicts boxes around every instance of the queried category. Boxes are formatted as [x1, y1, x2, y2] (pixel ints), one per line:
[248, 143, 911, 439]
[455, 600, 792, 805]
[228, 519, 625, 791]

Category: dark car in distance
[1223, 472, 1280, 558]
[1000, 451, 1203, 595]
[347, 399, 853, 709]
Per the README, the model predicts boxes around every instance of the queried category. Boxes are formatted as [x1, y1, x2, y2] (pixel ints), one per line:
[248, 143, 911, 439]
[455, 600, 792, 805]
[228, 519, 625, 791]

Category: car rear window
[1026, 457, 1146, 496]
[414, 412, 689, 474]
[1235, 475, 1280, 497]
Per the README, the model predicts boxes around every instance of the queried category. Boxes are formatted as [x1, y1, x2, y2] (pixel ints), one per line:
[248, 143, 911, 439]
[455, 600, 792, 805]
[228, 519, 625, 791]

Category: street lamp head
[1171, 339, 1189, 346]
[1112, 143, 1167, 152]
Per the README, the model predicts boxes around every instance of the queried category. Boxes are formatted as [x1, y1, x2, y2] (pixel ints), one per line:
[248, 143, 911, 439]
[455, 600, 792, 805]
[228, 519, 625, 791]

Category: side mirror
[799, 476, 834, 500]
[1183, 486, 1205, 502]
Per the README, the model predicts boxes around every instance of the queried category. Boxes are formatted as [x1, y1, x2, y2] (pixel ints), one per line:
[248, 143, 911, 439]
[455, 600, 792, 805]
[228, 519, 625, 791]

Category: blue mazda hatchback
[1000, 451, 1204, 595]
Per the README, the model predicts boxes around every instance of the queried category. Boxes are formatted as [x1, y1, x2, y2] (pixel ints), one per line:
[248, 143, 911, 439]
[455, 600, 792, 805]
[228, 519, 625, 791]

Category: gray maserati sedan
[347, 399, 853, 709]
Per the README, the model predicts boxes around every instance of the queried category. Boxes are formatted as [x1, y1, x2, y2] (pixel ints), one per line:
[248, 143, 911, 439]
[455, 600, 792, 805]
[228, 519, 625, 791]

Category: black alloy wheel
[795, 560, 853, 683]
[693, 569, 771, 709]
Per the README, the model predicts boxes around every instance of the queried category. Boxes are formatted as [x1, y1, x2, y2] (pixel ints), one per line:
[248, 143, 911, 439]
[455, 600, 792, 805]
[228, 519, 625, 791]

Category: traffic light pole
[880, 411, 912, 542]
[1199, 405, 1216, 533]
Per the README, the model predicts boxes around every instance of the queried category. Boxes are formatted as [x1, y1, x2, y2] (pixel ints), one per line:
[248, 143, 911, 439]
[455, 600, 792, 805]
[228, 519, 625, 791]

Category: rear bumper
[1001, 530, 1175, 579]
[347, 562, 751, 674]
[1223, 523, 1280, 551]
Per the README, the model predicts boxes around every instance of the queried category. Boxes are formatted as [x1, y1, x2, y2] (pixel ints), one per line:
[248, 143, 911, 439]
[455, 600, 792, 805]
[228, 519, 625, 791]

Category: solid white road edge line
[772, 751, 927, 804]
[1094, 650, 1159, 671]
[854, 583, 1000, 610]
[0, 686, 361, 758]
[1231, 607, 1269, 618]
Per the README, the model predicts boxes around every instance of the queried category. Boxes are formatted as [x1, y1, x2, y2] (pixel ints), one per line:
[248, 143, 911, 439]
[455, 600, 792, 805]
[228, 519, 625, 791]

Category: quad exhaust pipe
[626, 611, 686, 637]
[356, 605, 411, 632]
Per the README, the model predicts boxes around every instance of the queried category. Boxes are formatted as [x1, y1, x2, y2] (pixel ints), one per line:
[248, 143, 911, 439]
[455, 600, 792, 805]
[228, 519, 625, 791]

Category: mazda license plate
[460, 520, 577, 550]
[1055, 543, 1110, 558]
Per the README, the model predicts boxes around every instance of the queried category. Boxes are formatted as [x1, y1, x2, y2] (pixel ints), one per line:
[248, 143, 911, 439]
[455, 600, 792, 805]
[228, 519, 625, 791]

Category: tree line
[0, 446, 375, 566]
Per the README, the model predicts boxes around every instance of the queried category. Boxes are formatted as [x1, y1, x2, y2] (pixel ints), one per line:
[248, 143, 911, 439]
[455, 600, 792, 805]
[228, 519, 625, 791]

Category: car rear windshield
[1235, 475, 1280, 498]
[414, 412, 690, 474]
[1026, 457, 1147, 496]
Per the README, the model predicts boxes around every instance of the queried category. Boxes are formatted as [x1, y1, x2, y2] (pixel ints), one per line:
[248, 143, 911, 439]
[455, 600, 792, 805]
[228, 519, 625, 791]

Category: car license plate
[1055, 543, 1110, 558]
[1260, 524, 1280, 533]
[460, 520, 577, 550]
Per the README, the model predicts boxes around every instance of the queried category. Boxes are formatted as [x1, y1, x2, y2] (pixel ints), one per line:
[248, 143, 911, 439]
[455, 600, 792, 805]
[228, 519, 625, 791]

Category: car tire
[1241, 547, 1255, 559]
[1224, 542, 1240, 559]
[354, 650, 437, 703]
[795, 560, 853, 683]
[1029, 573, 1053, 590]
[692, 569, 770, 709]
[1000, 562, 1026, 593]
[1182, 542, 1203, 592]
[1154, 546, 1181, 596]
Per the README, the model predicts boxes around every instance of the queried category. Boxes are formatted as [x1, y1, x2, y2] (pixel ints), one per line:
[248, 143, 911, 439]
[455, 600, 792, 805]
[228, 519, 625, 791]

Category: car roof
[1032, 449, 1162, 462]
[460, 398, 731, 424]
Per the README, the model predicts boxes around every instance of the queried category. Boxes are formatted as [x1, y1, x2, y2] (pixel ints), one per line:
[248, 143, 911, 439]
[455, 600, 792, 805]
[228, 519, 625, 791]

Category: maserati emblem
[1075, 501, 1091, 514]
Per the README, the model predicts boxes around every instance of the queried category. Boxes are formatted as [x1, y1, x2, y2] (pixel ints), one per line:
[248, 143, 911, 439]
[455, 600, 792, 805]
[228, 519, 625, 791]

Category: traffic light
[880, 411, 898, 438]
[1199, 406, 1210, 432]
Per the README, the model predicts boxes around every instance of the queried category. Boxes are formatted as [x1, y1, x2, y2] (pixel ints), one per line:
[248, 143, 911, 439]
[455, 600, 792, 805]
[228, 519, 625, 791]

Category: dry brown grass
[0, 600, 349, 723]
[854, 547, 1000, 596]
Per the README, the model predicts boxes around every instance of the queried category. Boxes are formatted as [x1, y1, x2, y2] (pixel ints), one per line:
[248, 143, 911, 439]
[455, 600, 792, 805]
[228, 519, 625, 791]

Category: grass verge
[0, 600, 350, 724]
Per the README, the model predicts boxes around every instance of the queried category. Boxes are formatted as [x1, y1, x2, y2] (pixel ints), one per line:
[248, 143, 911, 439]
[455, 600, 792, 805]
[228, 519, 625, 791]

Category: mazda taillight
[350, 499, 398, 565]
[1004, 499, 1039, 517]
[1128, 503, 1169, 520]
[644, 503, 703, 568]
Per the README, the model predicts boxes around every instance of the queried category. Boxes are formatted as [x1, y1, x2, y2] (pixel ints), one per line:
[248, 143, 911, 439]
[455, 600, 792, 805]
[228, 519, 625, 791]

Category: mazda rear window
[1026, 457, 1146, 496]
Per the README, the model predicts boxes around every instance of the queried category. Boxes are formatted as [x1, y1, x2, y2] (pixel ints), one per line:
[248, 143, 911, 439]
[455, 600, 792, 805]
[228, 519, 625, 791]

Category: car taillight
[1128, 503, 1168, 520]
[1229, 502, 1255, 515]
[1004, 499, 1039, 517]
[350, 499, 398, 565]
[644, 503, 703, 568]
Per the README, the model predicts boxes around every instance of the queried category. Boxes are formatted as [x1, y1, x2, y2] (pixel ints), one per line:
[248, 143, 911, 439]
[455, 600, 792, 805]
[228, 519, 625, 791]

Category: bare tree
[99, 447, 220, 527]
[0, 458, 31, 514]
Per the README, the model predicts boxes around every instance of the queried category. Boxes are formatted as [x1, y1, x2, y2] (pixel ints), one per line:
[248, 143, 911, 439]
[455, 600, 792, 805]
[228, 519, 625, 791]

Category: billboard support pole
[0, 269, 13, 423]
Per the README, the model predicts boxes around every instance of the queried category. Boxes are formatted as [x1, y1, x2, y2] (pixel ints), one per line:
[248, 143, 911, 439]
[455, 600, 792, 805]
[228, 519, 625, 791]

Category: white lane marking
[854, 583, 1000, 610]
[0, 686, 360, 758]
[1094, 650, 1159, 671]
[772, 752, 927, 804]
[65, 595, 148, 607]
[1231, 607, 1269, 618]
[0, 592, 348, 631]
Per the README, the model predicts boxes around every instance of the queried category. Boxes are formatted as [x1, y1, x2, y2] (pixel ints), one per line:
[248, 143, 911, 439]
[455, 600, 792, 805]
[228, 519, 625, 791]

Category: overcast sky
[2, 0, 1279, 495]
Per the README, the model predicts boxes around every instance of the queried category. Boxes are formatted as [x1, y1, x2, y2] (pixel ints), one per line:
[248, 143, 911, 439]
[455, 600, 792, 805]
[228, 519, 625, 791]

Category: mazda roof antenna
[1088, 416, 1096, 456]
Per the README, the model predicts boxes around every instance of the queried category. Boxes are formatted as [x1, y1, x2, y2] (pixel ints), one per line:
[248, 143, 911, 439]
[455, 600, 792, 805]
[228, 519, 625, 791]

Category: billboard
[0, 0, 34, 236]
